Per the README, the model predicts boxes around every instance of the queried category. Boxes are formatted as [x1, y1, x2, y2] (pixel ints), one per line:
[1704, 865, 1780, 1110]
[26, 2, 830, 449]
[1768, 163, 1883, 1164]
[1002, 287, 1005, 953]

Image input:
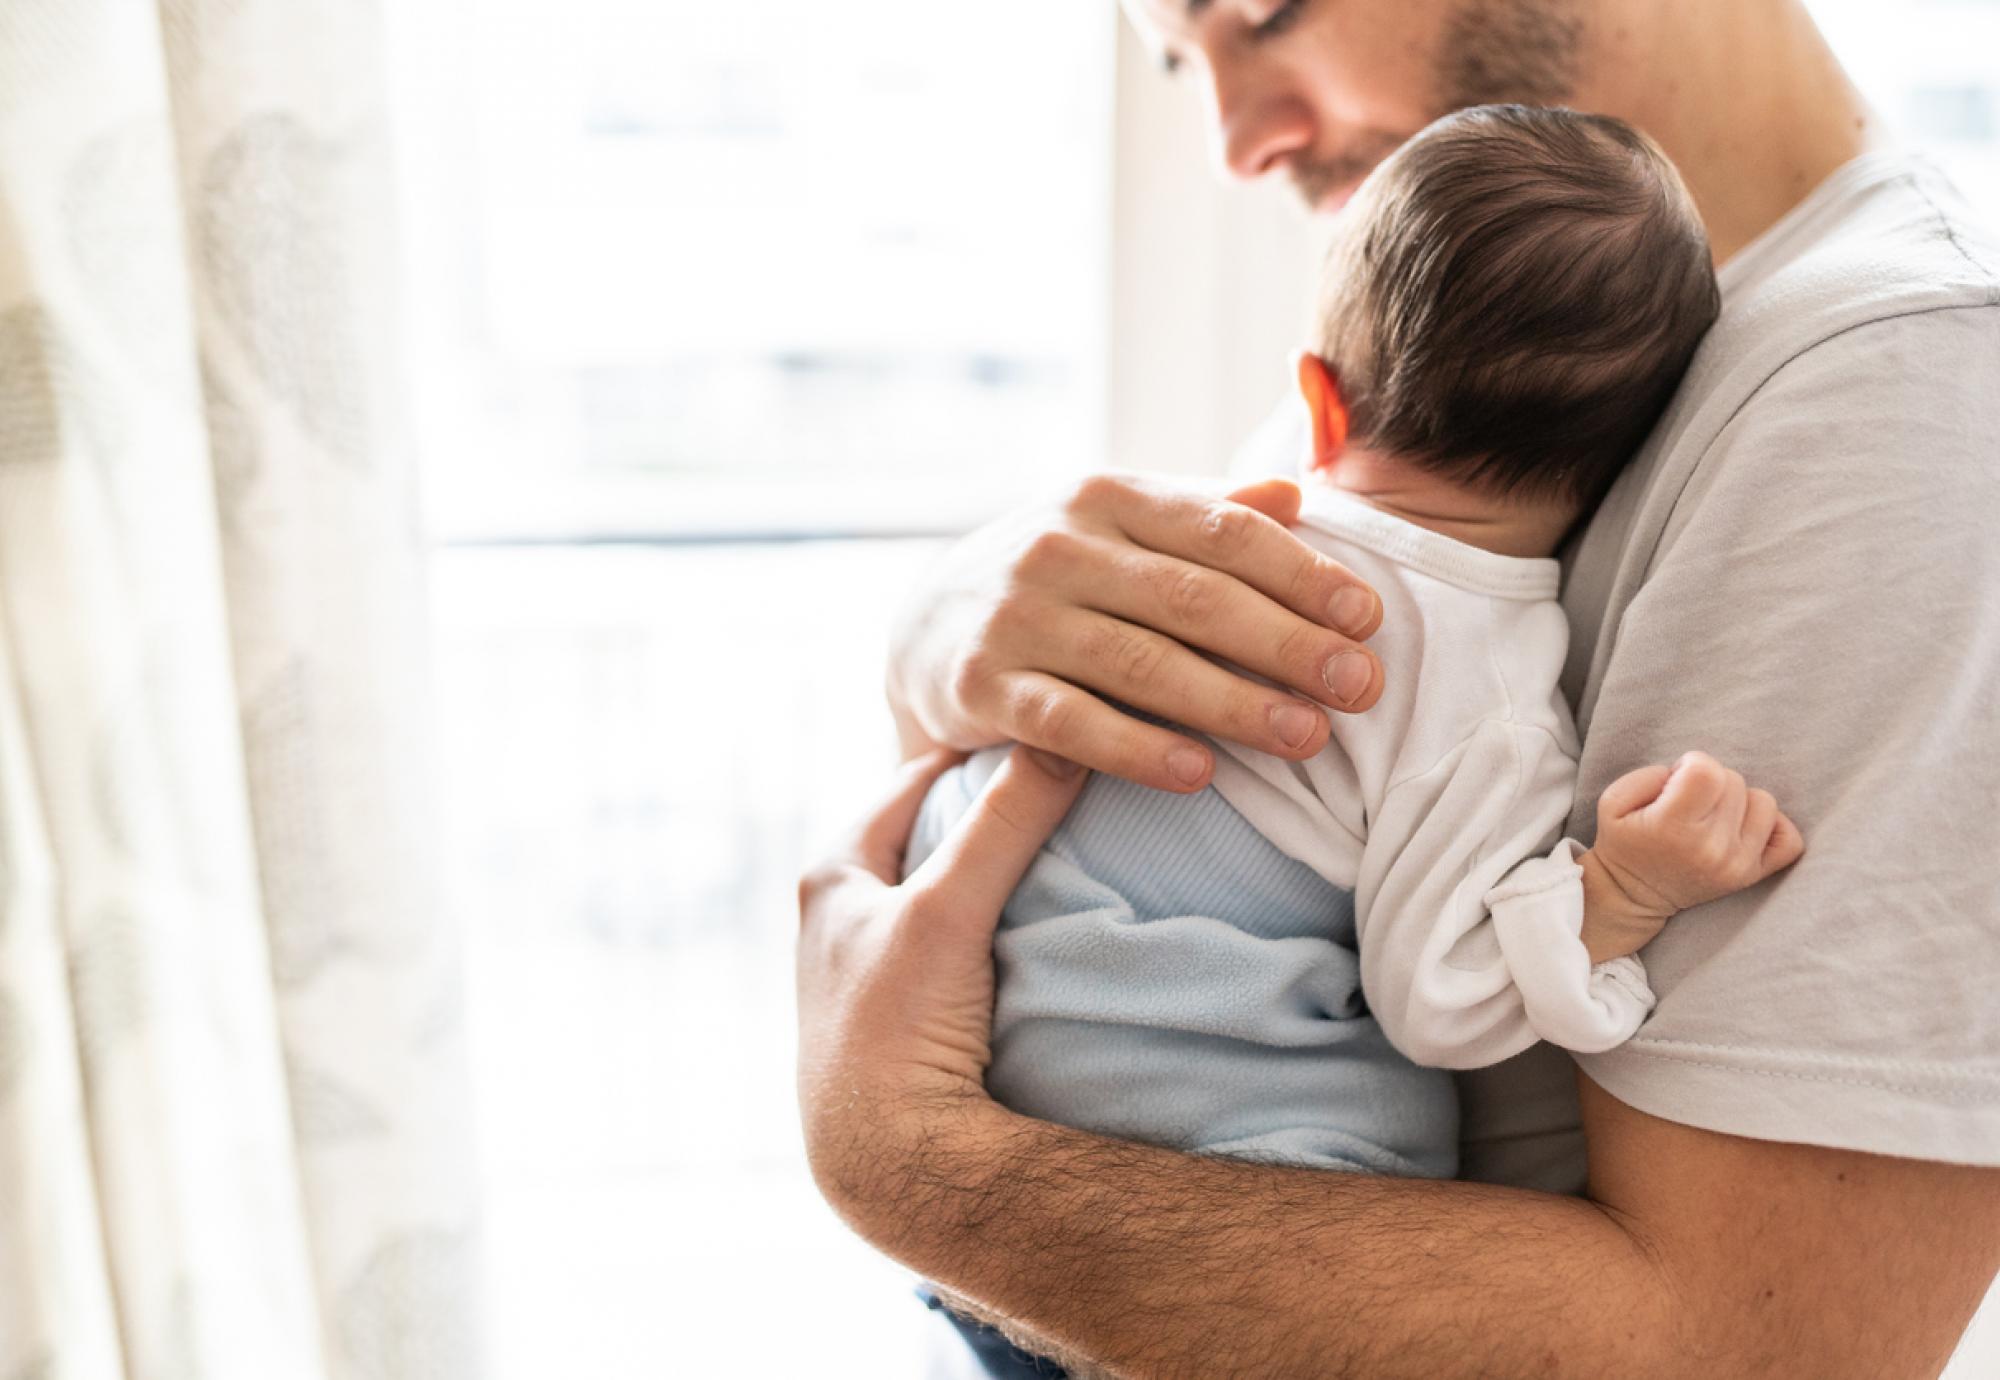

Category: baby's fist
[1591, 751, 1805, 918]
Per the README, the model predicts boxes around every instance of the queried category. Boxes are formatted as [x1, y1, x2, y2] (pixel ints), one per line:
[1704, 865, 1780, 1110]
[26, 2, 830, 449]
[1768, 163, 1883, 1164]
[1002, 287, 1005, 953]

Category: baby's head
[1300, 105, 1720, 547]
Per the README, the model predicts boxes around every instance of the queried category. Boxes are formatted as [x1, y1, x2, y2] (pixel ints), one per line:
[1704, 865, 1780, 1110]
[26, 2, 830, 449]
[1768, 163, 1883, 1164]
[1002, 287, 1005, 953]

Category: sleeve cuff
[1484, 838, 1657, 1053]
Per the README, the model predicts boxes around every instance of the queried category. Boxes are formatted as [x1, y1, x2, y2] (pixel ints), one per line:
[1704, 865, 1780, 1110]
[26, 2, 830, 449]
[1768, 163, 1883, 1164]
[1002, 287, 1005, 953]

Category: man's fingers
[1598, 763, 1675, 820]
[990, 670, 1218, 793]
[905, 745, 1091, 925]
[1098, 476, 1383, 642]
[1037, 607, 1333, 764]
[847, 748, 967, 884]
[1223, 476, 1304, 527]
[1080, 546, 1380, 717]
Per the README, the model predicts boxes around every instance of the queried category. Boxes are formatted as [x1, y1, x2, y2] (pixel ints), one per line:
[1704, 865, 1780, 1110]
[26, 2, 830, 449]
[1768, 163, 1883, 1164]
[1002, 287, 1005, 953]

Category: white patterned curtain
[0, 2, 480, 1378]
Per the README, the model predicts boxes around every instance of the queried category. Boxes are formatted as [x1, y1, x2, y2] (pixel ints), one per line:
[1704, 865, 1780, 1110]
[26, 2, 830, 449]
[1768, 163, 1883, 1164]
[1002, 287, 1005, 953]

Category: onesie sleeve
[1353, 718, 1654, 1070]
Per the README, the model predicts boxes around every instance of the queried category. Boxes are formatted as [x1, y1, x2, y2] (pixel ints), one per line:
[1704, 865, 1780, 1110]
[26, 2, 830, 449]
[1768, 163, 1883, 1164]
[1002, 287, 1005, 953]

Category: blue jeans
[917, 1285, 1069, 1378]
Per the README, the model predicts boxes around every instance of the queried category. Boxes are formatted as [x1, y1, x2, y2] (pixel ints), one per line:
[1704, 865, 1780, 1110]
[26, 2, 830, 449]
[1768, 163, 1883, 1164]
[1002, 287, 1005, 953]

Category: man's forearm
[838, 1094, 1668, 1379]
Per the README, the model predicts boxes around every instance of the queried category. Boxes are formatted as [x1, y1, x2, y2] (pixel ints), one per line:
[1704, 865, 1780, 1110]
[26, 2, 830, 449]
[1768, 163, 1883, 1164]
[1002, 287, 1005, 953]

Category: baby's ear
[1294, 352, 1349, 472]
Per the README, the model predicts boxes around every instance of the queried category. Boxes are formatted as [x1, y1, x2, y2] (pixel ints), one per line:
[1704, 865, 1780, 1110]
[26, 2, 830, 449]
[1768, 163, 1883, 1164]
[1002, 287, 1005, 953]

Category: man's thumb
[905, 746, 1090, 927]
[1224, 477, 1303, 526]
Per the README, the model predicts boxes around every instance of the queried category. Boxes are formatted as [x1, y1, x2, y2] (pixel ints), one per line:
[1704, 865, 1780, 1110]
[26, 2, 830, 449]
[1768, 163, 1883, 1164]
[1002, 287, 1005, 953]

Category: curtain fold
[0, 3, 481, 1377]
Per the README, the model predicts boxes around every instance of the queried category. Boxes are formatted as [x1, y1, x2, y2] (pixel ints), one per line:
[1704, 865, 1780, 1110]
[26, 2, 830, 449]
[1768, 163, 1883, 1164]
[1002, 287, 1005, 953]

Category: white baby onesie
[1204, 483, 1654, 1070]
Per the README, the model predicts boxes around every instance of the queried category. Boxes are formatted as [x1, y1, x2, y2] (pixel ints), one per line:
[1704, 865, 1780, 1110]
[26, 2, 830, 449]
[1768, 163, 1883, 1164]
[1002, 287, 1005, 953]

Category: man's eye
[1251, 0, 1307, 40]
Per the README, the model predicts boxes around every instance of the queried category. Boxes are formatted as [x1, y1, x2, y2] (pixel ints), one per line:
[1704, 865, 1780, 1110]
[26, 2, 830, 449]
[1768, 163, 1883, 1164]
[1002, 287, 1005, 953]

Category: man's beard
[1288, 0, 1584, 212]
[1434, 0, 1585, 110]
[1287, 129, 1410, 210]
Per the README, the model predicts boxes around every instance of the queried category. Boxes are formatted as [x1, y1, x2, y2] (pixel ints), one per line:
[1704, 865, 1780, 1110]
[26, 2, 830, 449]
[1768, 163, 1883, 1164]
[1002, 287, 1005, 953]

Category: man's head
[1124, 0, 1591, 213]
[1300, 104, 1719, 511]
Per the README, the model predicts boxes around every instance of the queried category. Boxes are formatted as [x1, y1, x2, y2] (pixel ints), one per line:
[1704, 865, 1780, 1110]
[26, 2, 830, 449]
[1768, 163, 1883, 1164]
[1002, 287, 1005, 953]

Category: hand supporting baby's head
[1302, 105, 1720, 542]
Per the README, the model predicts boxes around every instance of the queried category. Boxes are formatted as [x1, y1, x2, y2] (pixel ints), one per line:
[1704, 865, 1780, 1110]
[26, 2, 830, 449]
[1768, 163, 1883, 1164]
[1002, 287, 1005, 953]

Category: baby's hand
[1577, 751, 1806, 963]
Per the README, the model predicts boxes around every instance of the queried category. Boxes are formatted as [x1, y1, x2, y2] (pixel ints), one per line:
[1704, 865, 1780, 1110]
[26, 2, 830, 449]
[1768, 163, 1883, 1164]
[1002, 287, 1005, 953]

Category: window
[1811, 0, 2000, 219]
[394, 0, 1113, 542]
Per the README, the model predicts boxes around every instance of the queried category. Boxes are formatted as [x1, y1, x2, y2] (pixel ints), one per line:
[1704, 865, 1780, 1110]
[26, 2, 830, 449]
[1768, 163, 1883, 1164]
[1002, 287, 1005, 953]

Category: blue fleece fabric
[904, 747, 1458, 1179]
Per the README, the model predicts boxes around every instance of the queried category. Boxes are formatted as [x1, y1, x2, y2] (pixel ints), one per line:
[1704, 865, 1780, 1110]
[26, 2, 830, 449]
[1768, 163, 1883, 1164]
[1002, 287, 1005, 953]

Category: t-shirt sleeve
[1569, 306, 2000, 1165]
[1356, 719, 1653, 1070]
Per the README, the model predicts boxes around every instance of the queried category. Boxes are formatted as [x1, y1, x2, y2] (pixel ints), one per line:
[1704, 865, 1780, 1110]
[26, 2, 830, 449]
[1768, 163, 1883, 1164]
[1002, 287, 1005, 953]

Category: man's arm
[798, 753, 2000, 1380]
[847, 1075, 1998, 1379]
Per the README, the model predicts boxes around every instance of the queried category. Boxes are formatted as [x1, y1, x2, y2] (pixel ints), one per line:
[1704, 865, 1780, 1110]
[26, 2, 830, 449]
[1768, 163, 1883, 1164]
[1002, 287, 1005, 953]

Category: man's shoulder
[1668, 158, 2000, 527]
[1694, 153, 1999, 432]
[1600, 155, 1999, 533]
[1563, 155, 2000, 723]
[1712, 153, 1992, 376]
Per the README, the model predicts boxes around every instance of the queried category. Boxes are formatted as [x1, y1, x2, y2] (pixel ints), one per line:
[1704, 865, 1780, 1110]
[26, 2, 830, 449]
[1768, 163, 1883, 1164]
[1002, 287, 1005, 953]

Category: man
[797, 0, 2000, 1373]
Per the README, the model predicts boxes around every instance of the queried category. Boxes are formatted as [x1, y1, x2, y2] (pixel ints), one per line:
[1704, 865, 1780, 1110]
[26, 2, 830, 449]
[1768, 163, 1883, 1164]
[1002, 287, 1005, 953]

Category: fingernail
[1025, 748, 1083, 780]
[1331, 586, 1375, 636]
[1167, 746, 1209, 786]
[1323, 652, 1373, 706]
[1271, 702, 1320, 750]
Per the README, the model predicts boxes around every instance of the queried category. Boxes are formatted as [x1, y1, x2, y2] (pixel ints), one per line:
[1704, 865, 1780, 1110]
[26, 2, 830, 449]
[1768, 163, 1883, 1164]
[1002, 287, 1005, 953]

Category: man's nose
[1211, 70, 1315, 180]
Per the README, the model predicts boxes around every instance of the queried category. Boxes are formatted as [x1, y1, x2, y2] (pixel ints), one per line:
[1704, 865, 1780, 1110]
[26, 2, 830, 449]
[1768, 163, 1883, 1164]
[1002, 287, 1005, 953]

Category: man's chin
[1303, 179, 1362, 219]
[1321, 182, 1361, 215]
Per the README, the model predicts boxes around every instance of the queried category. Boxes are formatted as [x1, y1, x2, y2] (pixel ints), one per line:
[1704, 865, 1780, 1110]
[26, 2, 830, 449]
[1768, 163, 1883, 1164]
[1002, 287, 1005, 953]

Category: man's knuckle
[1016, 683, 1079, 745]
[1195, 501, 1255, 560]
[1159, 565, 1222, 625]
[1017, 527, 1084, 580]
[948, 646, 995, 705]
[1086, 621, 1166, 688]
[985, 591, 1042, 649]
[1067, 472, 1130, 517]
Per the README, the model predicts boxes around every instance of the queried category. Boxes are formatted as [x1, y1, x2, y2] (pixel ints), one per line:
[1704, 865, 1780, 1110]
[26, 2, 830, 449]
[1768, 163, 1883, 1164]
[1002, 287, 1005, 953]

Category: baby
[905, 105, 1803, 1370]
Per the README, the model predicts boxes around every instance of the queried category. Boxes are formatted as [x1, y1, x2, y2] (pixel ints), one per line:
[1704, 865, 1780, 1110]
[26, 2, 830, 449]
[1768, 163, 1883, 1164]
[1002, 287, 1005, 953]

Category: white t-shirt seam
[1898, 168, 2000, 290]
[1623, 1034, 1996, 1082]
[1609, 1042, 2000, 1101]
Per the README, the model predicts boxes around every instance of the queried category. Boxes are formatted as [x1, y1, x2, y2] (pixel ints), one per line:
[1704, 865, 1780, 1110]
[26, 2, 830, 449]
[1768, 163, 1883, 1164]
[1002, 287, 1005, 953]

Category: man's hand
[887, 473, 1386, 793]
[796, 745, 1088, 1226]
[1578, 751, 1806, 964]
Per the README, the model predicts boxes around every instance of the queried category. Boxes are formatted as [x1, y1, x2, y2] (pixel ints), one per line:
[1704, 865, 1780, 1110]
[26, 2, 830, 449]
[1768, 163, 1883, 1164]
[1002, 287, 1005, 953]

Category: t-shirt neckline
[1715, 147, 1921, 301]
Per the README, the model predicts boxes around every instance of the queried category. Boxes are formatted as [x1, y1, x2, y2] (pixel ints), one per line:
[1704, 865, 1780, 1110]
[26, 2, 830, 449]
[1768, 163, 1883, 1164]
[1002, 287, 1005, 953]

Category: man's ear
[1294, 352, 1349, 473]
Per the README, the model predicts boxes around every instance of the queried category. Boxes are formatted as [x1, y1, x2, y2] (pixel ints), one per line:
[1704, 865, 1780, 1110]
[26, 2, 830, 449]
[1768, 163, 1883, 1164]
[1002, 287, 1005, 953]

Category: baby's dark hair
[1313, 104, 1720, 510]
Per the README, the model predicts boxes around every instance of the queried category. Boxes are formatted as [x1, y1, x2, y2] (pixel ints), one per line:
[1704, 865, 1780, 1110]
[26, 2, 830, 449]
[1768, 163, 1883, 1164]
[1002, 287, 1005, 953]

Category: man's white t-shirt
[1239, 149, 2000, 1189]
